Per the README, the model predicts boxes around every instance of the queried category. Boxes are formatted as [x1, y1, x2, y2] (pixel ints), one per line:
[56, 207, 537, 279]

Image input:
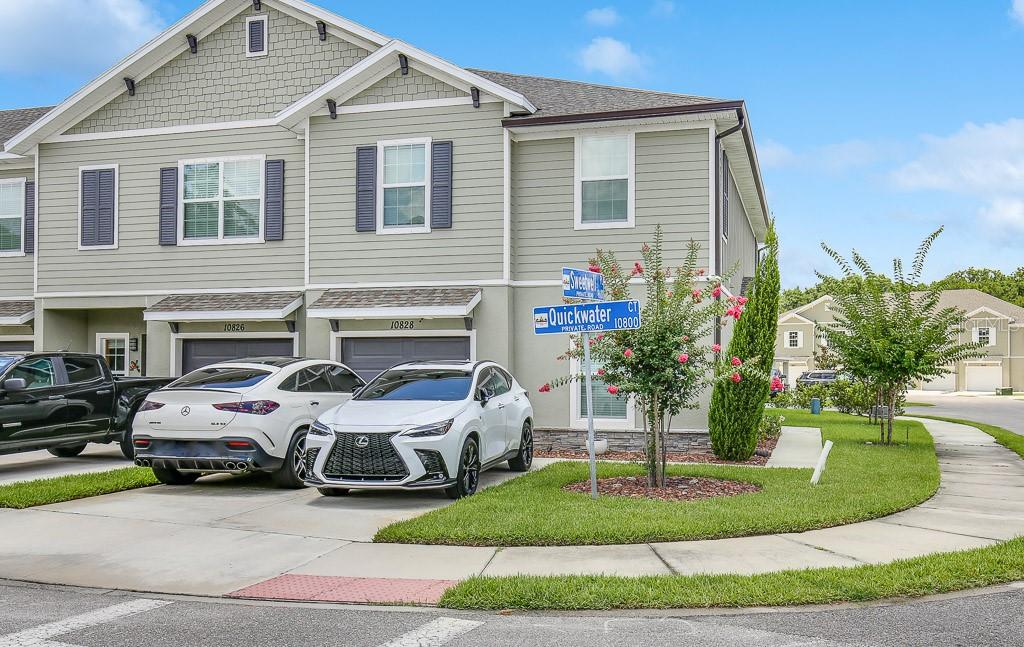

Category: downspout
[715, 110, 745, 142]
[713, 110, 745, 278]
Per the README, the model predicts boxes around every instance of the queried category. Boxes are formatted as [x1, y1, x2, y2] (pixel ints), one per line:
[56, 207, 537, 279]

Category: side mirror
[477, 387, 492, 405]
[2, 378, 27, 393]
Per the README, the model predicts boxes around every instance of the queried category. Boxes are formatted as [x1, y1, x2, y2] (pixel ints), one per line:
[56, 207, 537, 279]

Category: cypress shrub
[708, 222, 781, 460]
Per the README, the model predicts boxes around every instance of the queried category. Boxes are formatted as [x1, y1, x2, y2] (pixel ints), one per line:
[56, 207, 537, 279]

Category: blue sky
[2, 0, 1023, 288]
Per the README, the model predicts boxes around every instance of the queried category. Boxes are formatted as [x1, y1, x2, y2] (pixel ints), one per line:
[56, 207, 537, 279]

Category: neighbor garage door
[340, 336, 471, 380]
[0, 341, 33, 352]
[922, 368, 956, 391]
[181, 338, 295, 374]
[965, 364, 1002, 392]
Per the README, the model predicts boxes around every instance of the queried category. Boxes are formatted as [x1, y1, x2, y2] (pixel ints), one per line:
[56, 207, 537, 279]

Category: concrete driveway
[0, 444, 129, 486]
[905, 391, 1024, 435]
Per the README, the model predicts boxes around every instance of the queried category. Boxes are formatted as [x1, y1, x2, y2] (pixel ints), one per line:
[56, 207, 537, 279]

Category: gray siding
[512, 129, 710, 282]
[37, 126, 304, 293]
[308, 102, 505, 284]
[67, 6, 369, 134]
[344, 68, 466, 106]
[0, 166, 34, 297]
[722, 171, 757, 292]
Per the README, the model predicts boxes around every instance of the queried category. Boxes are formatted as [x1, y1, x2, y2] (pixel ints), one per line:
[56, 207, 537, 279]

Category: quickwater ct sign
[561, 267, 605, 301]
[533, 300, 641, 335]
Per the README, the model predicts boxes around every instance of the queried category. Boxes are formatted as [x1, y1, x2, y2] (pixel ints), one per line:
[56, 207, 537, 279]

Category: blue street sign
[533, 300, 641, 335]
[562, 267, 605, 301]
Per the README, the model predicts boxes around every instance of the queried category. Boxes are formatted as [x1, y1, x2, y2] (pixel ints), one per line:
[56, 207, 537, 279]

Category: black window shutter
[248, 19, 265, 53]
[430, 141, 453, 229]
[97, 169, 115, 246]
[24, 181, 34, 254]
[264, 159, 285, 241]
[721, 152, 730, 240]
[355, 145, 377, 232]
[80, 170, 99, 246]
[158, 167, 178, 245]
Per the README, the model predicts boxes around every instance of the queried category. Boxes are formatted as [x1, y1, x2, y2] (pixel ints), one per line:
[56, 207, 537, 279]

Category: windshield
[355, 369, 472, 402]
[167, 367, 272, 390]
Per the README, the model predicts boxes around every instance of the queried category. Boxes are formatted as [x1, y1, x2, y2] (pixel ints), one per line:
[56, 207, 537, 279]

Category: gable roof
[471, 69, 735, 124]
[0, 107, 52, 151]
[780, 289, 1024, 323]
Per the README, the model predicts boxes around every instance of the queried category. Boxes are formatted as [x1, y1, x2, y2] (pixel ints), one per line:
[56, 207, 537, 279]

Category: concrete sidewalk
[766, 426, 822, 468]
[0, 418, 1019, 603]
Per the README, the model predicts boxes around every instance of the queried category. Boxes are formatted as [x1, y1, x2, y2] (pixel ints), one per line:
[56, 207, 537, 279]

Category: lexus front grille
[323, 432, 409, 481]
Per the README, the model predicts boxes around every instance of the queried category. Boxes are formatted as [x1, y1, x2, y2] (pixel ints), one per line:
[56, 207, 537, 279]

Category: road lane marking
[0, 598, 171, 647]
[374, 617, 483, 647]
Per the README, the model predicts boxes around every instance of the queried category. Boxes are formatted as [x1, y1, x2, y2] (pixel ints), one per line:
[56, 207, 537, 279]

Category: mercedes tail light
[212, 400, 280, 415]
[138, 401, 165, 412]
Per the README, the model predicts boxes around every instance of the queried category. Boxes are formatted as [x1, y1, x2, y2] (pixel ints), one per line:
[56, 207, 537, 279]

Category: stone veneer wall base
[534, 428, 712, 454]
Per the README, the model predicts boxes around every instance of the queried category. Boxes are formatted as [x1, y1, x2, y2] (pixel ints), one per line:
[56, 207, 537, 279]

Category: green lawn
[0, 468, 158, 509]
[904, 402, 935, 407]
[376, 411, 939, 546]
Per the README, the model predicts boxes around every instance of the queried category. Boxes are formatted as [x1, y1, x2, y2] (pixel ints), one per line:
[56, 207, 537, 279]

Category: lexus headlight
[309, 420, 333, 437]
[402, 419, 455, 438]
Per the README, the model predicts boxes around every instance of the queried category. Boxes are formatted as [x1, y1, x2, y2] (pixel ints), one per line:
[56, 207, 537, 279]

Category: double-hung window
[97, 333, 129, 376]
[974, 326, 994, 347]
[573, 357, 632, 429]
[787, 331, 802, 349]
[378, 138, 430, 233]
[575, 132, 634, 229]
[180, 156, 263, 244]
[0, 178, 25, 255]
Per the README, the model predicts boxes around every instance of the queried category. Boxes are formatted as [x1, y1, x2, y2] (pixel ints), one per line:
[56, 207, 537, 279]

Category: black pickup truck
[0, 352, 172, 460]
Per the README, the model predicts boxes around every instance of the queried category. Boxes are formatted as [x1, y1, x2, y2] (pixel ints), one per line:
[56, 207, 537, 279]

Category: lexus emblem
[355, 435, 370, 448]
[180, 406, 191, 416]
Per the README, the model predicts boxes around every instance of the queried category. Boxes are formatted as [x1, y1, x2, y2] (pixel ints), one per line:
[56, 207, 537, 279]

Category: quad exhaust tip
[134, 458, 151, 467]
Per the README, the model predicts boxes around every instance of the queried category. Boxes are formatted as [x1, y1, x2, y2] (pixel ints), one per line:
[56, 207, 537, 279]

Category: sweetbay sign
[534, 268, 641, 498]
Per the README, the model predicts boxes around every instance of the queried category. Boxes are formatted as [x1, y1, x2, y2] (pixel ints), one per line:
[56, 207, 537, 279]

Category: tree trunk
[887, 390, 896, 444]
[647, 394, 664, 488]
[876, 387, 885, 443]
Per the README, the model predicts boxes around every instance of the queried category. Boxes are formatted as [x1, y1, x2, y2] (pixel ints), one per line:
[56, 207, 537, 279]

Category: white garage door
[964, 364, 1002, 392]
[922, 369, 956, 391]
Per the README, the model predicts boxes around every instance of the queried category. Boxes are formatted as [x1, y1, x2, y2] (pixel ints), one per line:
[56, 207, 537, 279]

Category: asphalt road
[905, 393, 1024, 435]
[3, 579, 1024, 647]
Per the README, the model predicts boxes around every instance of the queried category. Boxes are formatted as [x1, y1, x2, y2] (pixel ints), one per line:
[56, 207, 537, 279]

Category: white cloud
[584, 7, 621, 27]
[651, 1, 676, 16]
[0, 0, 165, 75]
[980, 197, 1024, 236]
[758, 139, 798, 169]
[891, 119, 1024, 195]
[1012, 0, 1024, 25]
[757, 137, 896, 172]
[578, 37, 648, 79]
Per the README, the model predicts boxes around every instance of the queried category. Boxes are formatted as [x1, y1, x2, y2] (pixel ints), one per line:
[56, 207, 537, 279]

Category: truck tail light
[212, 400, 280, 415]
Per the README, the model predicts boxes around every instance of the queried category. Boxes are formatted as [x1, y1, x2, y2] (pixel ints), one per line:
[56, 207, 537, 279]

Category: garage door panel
[0, 341, 33, 352]
[341, 336, 471, 380]
[182, 338, 295, 374]
[965, 365, 1002, 392]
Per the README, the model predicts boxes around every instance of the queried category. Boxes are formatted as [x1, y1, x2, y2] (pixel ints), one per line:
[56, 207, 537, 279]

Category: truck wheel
[119, 409, 139, 460]
[152, 465, 199, 485]
[271, 429, 308, 489]
[48, 444, 87, 458]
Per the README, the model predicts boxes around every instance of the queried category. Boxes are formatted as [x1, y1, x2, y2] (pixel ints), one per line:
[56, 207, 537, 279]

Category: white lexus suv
[305, 361, 534, 499]
[133, 358, 364, 488]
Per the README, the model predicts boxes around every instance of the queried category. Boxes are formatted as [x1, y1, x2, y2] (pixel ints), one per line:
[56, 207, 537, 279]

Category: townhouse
[775, 290, 1024, 392]
[0, 0, 770, 447]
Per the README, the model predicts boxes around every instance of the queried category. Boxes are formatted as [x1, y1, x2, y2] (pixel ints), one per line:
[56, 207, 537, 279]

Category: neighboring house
[774, 290, 1024, 393]
[0, 0, 770, 448]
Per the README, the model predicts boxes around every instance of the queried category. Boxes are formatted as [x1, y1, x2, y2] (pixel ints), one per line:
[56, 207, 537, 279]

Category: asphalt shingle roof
[146, 292, 302, 313]
[0, 107, 52, 150]
[310, 287, 481, 310]
[0, 301, 34, 319]
[470, 69, 730, 122]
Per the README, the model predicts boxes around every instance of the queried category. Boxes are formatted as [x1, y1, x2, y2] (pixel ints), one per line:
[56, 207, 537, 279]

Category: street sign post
[534, 294, 641, 499]
[561, 267, 605, 301]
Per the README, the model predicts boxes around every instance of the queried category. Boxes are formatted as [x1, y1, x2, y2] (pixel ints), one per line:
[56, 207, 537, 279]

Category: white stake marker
[374, 617, 484, 647]
[0, 598, 172, 647]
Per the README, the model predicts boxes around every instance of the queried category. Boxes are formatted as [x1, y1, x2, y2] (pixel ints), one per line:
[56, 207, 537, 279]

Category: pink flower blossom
[725, 305, 743, 320]
[711, 286, 722, 298]
[691, 289, 702, 302]
[727, 295, 738, 304]
[678, 353, 689, 364]
[730, 372, 742, 384]
[712, 344, 722, 353]
[596, 368, 606, 377]
[538, 383, 551, 393]
[607, 385, 620, 395]
[771, 376, 785, 391]
[682, 335, 690, 342]
[697, 268, 706, 276]
[737, 296, 749, 305]
[641, 243, 651, 252]
[731, 356, 743, 367]
[623, 348, 633, 359]
[596, 334, 604, 341]
[588, 338, 596, 346]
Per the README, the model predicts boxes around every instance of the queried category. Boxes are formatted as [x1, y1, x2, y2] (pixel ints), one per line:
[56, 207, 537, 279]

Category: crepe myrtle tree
[820, 227, 985, 444]
[538, 227, 761, 488]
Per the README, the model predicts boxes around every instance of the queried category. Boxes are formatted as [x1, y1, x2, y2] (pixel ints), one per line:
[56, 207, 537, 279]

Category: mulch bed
[562, 475, 761, 502]
[537, 434, 779, 466]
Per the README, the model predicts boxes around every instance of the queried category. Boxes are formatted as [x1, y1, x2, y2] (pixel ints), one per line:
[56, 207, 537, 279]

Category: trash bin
[810, 397, 821, 415]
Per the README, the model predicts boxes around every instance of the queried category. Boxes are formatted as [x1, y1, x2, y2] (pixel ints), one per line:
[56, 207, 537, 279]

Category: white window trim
[786, 330, 803, 349]
[973, 326, 996, 347]
[177, 155, 265, 246]
[96, 332, 130, 377]
[569, 354, 636, 431]
[376, 137, 431, 235]
[245, 15, 269, 58]
[0, 177, 27, 257]
[77, 164, 119, 251]
[573, 131, 635, 231]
